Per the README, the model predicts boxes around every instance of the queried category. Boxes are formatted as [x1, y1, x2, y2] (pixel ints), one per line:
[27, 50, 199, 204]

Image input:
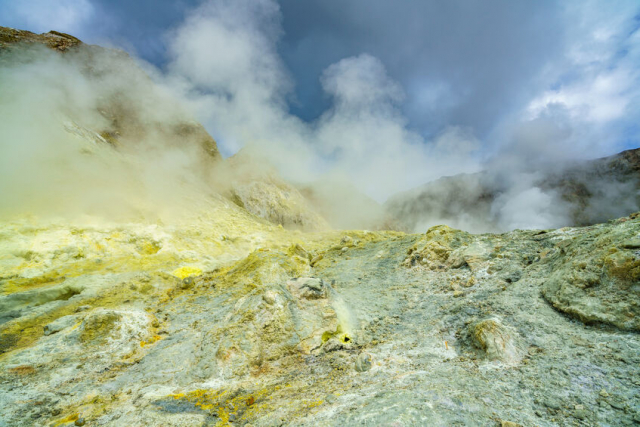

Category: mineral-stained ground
[1, 209, 639, 426]
[1, 26, 639, 427]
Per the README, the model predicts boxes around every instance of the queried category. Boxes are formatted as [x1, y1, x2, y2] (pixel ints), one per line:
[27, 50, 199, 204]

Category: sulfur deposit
[1, 27, 639, 427]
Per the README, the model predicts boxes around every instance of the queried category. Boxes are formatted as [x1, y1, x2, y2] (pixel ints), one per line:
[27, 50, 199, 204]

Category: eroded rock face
[385, 148, 640, 233]
[217, 149, 331, 231]
[541, 218, 640, 331]
[470, 318, 523, 365]
[403, 225, 472, 269]
[209, 275, 354, 381]
[0, 27, 82, 52]
[231, 180, 330, 231]
[3, 308, 155, 384]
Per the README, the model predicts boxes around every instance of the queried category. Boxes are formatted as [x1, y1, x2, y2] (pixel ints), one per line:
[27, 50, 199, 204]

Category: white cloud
[518, 0, 640, 158]
[527, 68, 633, 124]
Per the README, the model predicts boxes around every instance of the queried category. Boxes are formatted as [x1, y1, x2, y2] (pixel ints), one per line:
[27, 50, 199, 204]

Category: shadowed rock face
[211, 149, 332, 231]
[385, 148, 640, 233]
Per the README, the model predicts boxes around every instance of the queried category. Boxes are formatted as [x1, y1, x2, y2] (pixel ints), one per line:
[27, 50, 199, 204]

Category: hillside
[385, 148, 640, 233]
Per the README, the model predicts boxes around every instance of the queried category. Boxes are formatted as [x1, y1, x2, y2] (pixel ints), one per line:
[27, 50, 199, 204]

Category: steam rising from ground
[0, 45, 219, 222]
[167, 0, 640, 231]
[0, 0, 638, 232]
[166, 0, 481, 200]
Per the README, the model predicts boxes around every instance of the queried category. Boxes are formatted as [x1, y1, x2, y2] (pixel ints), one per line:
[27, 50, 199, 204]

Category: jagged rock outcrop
[541, 212, 640, 331]
[0, 27, 82, 52]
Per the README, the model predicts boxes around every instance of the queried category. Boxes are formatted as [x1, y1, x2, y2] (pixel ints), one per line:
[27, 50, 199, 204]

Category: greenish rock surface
[1, 213, 639, 426]
[541, 214, 640, 331]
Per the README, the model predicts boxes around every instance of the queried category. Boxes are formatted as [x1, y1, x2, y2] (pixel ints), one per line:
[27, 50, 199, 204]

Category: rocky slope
[386, 148, 640, 233]
[1, 208, 639, 426]
[0, 26, 221, 165]
[0, 27, 333, 232]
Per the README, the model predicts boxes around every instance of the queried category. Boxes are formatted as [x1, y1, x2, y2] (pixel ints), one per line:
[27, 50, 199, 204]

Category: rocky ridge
[385, 148, 640, 233]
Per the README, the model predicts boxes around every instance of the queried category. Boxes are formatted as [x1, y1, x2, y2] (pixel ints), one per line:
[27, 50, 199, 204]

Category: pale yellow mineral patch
[172, 266, 203, 280]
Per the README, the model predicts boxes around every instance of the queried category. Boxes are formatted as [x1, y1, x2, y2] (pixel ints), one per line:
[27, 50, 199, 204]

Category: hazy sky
[2, 0, 640, 187]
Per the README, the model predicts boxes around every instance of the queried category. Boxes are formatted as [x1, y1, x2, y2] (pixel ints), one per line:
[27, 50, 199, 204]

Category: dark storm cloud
[4, 0, 636, 150]
[277, 0, 566, 137]
[1, 0, 567, 138]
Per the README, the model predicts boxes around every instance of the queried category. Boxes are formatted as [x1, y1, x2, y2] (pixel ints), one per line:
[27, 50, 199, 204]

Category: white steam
[0, 0, 638, 233]
[0, 45, 219, 221]
[166, 0, 481, 201]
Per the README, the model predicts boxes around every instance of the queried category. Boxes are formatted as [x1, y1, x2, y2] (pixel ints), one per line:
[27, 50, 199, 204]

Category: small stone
[599, 389, 610, 398]
[310, 254, 324, 266]
[543, 397, 562, 410]
[180, 276, 194, 289]
[453, 290, 464, 297]
[463, 276, 476, 288]
[263, 290, 278, 305]
[355, 352, 372, 372]
[621, 238, 640, 249]
[289, 243, 309, 259]
[500, 421, 522, 427]
[75, 417, 86, 426]
[341, 247, 349, 252]
[43, 315, 77, 336]
[574, 409, 588, 420]
[609, 399, 625, 410]
[470, 318, 522, 364]
[323, 338, 344, 353]
[287, 278, 327, 300]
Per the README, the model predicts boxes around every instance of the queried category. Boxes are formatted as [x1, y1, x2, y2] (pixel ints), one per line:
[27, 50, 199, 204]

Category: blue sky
[2, 0, 640, 199]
